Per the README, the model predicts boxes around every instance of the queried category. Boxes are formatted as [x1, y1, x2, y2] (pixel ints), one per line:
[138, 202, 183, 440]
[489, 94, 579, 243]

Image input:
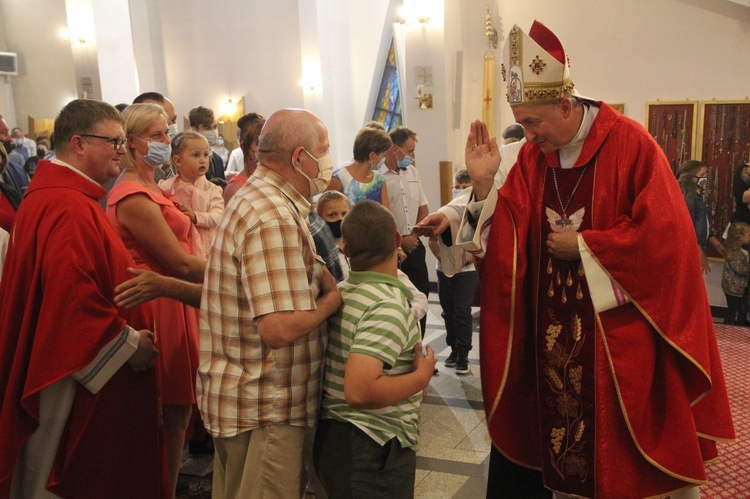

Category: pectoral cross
[555, 217, 573, 228]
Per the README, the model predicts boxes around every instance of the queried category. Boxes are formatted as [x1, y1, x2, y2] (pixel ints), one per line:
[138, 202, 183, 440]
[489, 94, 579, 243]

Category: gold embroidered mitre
[501, 20, 576, 107]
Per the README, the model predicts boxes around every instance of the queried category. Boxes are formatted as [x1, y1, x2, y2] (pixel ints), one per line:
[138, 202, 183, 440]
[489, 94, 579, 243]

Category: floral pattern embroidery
[544, 310, 589, 482]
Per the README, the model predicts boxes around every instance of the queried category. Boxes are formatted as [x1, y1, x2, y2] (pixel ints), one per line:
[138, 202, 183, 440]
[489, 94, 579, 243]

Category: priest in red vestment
[0, 99, 169, 498]
[420, 20, 734, 499]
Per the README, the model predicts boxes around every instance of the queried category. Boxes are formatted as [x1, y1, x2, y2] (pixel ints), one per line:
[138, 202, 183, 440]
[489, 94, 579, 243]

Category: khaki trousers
[212, 425, 306, 499]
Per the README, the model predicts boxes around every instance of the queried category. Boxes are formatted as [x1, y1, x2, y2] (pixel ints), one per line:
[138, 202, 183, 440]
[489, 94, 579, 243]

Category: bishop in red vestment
[421, 21, 735, 498]
[0, 100, 169, 498]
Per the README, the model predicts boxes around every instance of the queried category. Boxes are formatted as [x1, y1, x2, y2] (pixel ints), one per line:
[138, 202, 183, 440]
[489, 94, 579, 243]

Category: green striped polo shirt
[320, 270, 423, 448]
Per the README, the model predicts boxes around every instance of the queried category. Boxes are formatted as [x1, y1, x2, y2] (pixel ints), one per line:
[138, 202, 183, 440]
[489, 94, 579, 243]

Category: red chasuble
[0, 160, 169, 498]
[478, 103, 734, 497]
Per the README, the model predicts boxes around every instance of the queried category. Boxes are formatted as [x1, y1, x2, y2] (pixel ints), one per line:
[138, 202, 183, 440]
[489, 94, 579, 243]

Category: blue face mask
[372, 157, 386, 171]
[137, 138, 172, 168]
[397, 154, 413, 170]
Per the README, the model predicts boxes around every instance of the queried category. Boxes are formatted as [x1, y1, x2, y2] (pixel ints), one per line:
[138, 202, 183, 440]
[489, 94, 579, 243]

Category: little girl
[159, 131, 225, 259]
[721, 222, 750, 325]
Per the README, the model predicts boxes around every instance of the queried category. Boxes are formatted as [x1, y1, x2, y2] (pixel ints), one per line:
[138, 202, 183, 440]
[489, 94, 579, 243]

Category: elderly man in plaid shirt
[196, 108, 342, 498]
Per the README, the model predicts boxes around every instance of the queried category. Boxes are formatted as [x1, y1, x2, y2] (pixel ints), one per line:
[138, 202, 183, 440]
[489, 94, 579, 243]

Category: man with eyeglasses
[0, 99, 169, 497]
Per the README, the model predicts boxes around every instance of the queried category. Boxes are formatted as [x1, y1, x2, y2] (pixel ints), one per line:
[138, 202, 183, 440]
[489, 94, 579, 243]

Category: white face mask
[297, 149, 333, 197]
[201, 129, 218, 146]
[167, 124, 179, 141]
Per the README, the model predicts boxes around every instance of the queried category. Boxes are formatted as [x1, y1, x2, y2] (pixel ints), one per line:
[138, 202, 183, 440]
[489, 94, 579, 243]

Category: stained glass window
[372, 39, 402, 131]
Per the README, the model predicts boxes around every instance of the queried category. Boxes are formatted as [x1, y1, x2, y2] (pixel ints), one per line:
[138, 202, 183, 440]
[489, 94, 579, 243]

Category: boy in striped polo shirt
[314, 200, 437, 498]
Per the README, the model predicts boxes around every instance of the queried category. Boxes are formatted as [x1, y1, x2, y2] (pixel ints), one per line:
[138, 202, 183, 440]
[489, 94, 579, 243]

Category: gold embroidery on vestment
[542, 309, 590, 482]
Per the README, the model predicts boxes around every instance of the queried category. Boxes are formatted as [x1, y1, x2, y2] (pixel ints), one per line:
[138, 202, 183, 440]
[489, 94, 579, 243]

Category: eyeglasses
[80, 134, 127, 150]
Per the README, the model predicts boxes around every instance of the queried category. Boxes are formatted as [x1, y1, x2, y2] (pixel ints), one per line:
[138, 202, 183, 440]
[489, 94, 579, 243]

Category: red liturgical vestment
[478, 103, 735, 497]
[0, 160, 169, 498]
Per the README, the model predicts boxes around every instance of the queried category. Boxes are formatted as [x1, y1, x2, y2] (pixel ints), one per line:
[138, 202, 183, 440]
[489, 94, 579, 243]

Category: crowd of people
[0, 19, 738, 499]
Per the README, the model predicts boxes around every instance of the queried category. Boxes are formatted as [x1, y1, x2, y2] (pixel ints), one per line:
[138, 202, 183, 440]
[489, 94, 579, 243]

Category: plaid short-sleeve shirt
[197, 165, 327, 438]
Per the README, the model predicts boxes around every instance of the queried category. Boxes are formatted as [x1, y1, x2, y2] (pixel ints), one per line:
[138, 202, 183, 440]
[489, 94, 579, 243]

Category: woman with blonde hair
[106, 103, 205, 497]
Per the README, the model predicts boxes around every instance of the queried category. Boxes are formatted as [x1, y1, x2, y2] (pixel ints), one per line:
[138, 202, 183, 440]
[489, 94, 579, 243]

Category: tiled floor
[414, 301, 489, 499]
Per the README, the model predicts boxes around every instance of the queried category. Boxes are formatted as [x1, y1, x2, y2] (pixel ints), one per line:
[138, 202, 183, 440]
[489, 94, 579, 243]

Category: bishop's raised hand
[465, 120, 501, 201]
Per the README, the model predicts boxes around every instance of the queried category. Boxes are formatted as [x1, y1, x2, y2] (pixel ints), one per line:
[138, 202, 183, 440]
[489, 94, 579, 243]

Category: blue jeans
[437, 269, 478, 354]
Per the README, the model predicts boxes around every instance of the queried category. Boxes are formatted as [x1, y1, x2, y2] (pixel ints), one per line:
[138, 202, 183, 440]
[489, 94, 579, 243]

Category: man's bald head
[257, 109, 326, 166]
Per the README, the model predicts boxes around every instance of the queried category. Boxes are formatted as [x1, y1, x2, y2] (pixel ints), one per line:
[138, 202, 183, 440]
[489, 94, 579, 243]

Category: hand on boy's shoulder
[314, 265, 342, 314]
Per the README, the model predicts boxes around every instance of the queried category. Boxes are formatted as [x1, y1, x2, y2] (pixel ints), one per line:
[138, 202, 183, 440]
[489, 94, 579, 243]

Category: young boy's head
[454, 168, 471, 190]
[316, 191, 350, 240]
[317, 191, 350, 222]
[342, 200, 398, 271]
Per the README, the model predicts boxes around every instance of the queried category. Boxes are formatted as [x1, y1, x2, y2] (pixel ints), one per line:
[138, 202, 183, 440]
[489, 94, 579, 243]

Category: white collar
[559, 103, 598, 169]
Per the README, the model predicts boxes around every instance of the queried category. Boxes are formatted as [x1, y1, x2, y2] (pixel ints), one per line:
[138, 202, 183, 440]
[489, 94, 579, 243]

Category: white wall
[147, 0, 306, 130]
[93, 0, 138, 104]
